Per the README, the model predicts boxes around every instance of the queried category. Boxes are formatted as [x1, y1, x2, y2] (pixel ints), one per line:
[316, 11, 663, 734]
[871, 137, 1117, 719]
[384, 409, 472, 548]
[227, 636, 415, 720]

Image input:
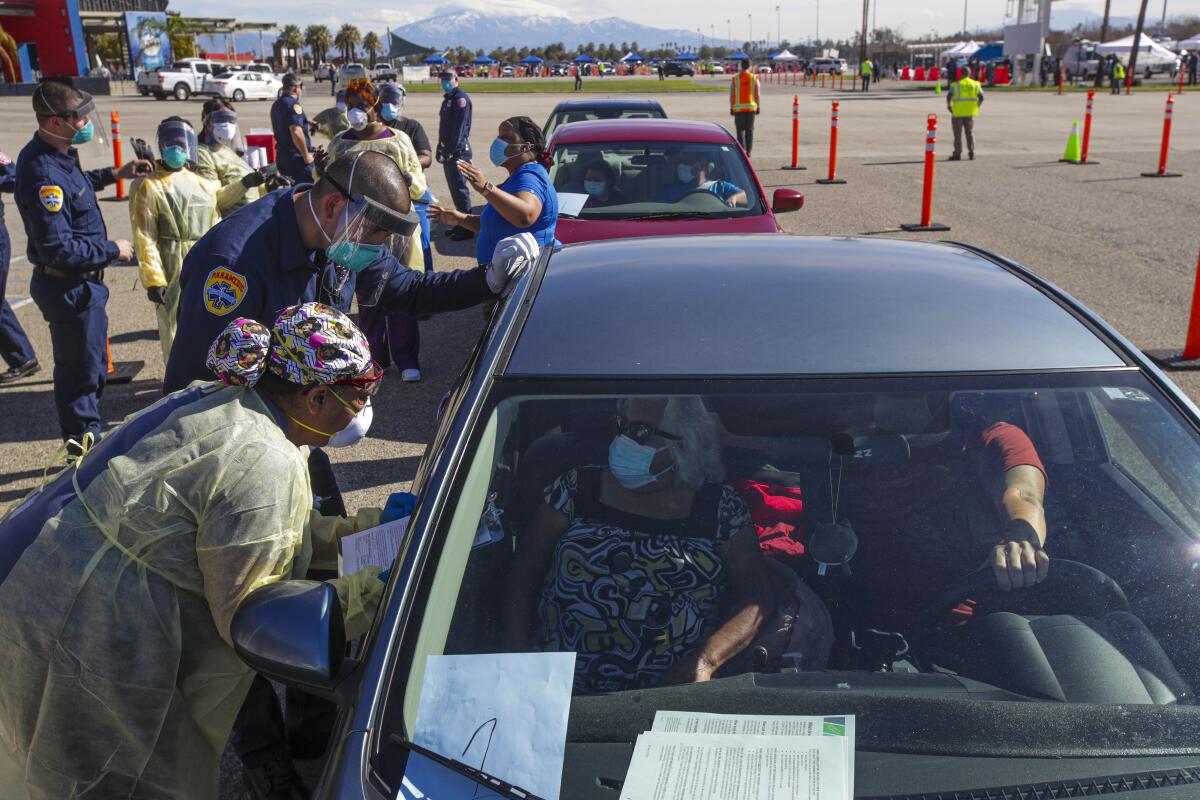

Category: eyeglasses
[616, 415, 681, 443]
[333, 359, 384, 397]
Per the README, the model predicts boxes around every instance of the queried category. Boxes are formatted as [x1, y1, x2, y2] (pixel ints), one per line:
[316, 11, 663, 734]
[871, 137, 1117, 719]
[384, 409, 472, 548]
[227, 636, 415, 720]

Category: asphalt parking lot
[2, 77, 1198, 511]
[0, 75, 1198, 795]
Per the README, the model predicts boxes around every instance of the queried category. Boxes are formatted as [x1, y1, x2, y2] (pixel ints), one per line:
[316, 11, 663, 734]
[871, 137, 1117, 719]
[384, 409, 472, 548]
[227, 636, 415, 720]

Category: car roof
[551, 98, 664, 112]
[504, 235, 1125, 377]
[550, 118, 733, 145]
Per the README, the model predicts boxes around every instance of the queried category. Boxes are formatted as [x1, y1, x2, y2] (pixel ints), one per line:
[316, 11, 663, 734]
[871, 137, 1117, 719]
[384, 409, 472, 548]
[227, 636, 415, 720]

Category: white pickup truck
[137, 58, 222, 100]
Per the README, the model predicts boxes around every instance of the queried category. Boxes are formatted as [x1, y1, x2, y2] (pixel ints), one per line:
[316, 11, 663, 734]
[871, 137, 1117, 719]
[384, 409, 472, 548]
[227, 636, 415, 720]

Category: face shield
[205, 109, 245, 151]
[314, 154, 420, 308]
[379, 84, 406, 121]
[156, 119, 199, 170]
[34, 87, 109, 156]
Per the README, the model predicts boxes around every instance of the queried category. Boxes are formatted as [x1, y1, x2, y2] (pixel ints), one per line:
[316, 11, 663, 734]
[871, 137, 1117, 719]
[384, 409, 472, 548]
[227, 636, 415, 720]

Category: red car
[546, 118, 803, 244]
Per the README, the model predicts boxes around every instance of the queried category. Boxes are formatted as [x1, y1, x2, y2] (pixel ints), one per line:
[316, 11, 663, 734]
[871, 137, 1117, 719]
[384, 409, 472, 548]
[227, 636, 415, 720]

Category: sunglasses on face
[616, 415, 681, 444]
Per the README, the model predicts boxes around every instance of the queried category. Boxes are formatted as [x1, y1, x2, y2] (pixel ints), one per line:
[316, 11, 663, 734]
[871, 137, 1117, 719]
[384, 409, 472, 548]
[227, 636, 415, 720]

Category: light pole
[815, 0, 821, 46]
[748, 14, 752, 51]
[727, 18, 732, 46]
[963, 0, 969, 37]
[776, 5, 781, 49]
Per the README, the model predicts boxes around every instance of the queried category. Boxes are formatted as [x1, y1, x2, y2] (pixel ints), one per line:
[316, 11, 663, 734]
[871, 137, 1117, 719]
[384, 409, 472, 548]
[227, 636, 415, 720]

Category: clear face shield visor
[156, 120, 200, 167]
[205, 110, 246, 151]
[322, 181, 420, 308]
[35, 88, 109, 156]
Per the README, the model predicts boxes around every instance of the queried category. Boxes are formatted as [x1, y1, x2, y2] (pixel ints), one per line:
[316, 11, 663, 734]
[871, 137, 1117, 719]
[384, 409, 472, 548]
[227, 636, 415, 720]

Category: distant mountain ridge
[390, 10, 736, 52]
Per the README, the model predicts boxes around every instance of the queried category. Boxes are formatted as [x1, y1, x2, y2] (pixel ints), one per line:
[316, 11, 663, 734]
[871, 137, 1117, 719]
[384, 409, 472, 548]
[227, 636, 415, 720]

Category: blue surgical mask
[72, 120, 95, 145]
[583, 179, 606, 196]
[161, 146, 188, 170]
[608, 434, 673, 489]
[336, 101, 347, 113]
[677, 163, 696, 183]
[381, 103, 400, 121]
[326, 241, 386, 273]
[489, 137, 511, 167]
[441, 81, 454, 93]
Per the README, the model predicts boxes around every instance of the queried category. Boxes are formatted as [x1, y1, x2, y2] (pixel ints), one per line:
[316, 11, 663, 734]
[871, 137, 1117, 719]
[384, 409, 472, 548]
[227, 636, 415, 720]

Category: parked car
[501, 64, 516, 77]
[453, 64, 472, 77]
[661, 60, 695, 77]
[550, 62, 570, 76]
[542, 98, 667, 139]
[808, 56, 847, 74]
[336, 62, 369, 89]
[233, 232, 1200, 799]
[707, 61, 726, 74]
[757, 64, 774, 73]
[372, 63, 397, 81]
[315, 63, 335, 82]
[245, 62, 277, 77]
[201, 70, 284, 101]
[545, 118, 802, 244]
[136, 58, 222, 100]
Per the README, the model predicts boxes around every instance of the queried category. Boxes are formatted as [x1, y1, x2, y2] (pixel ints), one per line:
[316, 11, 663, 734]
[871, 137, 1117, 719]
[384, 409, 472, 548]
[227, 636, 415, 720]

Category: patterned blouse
[536, 467, 752, 693]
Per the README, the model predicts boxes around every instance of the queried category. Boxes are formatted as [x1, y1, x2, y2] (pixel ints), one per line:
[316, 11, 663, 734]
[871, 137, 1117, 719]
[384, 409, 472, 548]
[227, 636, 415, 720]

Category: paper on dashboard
[411, 652, 576, 800]
[556, 192, 589, 218]
[339, 516, 409, 576]
[618, 732, 848, 800]
[652, 711, 855, 797]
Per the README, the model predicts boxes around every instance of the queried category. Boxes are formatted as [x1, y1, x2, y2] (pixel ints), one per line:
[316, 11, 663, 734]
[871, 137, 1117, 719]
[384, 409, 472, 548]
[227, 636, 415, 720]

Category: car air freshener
[812, 443, 858, 576]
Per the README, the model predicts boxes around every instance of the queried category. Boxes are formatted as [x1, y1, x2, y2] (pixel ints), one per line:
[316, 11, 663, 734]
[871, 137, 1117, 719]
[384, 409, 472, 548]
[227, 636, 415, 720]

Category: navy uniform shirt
[271, 93, 312, 173]
[437, 86, 472, 162]
[0, 149, 15, 216]
[14, 134, 118, 271]
[163, 185, 495, 392]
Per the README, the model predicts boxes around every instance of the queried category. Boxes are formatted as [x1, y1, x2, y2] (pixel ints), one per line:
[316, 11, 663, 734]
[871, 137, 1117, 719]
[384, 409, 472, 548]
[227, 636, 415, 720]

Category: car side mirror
[232, 580, 345, 689]
[772, 188, 805, 213]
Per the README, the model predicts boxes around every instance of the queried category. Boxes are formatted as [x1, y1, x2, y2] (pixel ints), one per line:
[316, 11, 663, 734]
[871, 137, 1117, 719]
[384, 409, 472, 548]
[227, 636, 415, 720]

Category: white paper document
[556, 192, 589, 218]
[410, 652, 576, 800]
[651, 711, 855, 797]
[339, 516, 409, 576]
[618, 733, 848, 800]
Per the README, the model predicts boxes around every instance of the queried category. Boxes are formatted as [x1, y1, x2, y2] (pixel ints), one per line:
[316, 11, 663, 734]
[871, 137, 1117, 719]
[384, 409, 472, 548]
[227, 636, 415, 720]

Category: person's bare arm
[501, 503, 569, 650]
[991, 464, 1049, 590]
[290, 125, 312, 164]
[428, 204, 481, 233]
[458, 160, 544, 228]
[662, 527, 775, 684]
[417, 149, 433, 169]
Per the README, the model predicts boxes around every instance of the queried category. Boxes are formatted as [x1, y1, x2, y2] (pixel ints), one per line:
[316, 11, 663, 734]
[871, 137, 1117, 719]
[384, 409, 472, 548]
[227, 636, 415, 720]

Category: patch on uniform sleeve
[291, 104, 304, 115]
[457, 97, 467, 108]
[203, 266, 248, 316]
[39, 185, 64, 213]
[0, 152, 11, 165]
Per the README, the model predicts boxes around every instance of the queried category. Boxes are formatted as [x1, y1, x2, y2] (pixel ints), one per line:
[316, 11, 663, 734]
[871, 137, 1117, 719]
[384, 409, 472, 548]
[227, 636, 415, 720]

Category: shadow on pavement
[109, 328, 159, 344]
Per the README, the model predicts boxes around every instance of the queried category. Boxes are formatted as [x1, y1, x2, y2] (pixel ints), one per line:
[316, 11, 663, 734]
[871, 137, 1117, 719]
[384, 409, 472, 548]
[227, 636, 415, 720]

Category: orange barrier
[1057, 70, 1064, 95]
[111, 111, 124, 200]
[815, 99, 846, 185]
[782, 95, 806, 171]
[1142, 94, 1182, 178]
[901, 114, 950, 232]
[1146, 249, 1200, 369]
[1080, 90, 1098, 164]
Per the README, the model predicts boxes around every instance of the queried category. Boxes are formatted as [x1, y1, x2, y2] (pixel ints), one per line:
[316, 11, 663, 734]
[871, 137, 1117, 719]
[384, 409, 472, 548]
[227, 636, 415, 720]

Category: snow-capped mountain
[391, 10, 733, 52]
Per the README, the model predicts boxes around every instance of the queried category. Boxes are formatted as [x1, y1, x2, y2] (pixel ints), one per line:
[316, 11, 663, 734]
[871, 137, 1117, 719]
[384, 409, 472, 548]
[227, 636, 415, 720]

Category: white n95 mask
[327, 399, 373, 447]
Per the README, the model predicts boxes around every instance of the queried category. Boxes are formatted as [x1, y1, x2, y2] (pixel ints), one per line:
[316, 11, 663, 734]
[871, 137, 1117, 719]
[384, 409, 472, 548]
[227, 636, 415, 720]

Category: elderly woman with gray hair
[503, 396, 777, 693]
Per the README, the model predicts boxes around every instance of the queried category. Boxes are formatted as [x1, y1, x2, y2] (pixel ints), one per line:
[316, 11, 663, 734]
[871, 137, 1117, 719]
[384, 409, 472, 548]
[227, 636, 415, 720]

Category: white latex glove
[485, 232, 540, 294]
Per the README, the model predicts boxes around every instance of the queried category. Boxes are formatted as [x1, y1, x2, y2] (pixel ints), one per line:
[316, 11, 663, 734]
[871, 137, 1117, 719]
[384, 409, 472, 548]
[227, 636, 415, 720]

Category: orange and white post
[782, 95, 806, 170]
[815, 99, 846, 184]
[901, 114, 950, 232]
[111, 111, 124, 200]
[1142, 93, 1182, 178]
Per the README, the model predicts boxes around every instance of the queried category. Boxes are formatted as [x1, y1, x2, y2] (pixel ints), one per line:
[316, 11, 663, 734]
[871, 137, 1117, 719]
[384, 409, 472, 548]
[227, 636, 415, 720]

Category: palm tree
[335, 24, 361, 62]
[305, 24, 332, 65]
[362, 31, 382, 65]
[278, 24, 303, 71]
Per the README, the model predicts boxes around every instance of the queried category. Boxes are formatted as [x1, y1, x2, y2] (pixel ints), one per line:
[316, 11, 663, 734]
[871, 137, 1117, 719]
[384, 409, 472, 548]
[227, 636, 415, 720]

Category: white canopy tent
[1181, 34, 1200, 50]
[1094, 33, 1175, 58]
[771, 48, 800, 61]
[940, 40, 982, 59]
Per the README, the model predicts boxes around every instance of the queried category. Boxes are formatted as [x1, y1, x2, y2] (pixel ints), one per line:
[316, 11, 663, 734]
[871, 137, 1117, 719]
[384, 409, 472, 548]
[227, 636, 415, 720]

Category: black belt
[34, 265, 104, 281]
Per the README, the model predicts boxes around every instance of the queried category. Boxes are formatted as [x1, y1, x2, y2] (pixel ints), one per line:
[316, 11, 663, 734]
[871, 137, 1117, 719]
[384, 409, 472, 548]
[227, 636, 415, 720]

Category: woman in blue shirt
[430, 116, 558, 264]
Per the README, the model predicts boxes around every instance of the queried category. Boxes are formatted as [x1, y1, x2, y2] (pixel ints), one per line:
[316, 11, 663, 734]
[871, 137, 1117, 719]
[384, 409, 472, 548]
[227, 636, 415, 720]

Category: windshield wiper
[388, 734, 545, 800]
[622, 211, 717, 221]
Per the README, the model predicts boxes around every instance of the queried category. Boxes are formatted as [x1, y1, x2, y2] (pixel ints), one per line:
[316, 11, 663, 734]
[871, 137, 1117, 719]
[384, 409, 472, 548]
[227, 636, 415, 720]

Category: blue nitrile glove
[380, 491, 417, 524]
[379, 566, 392, 583]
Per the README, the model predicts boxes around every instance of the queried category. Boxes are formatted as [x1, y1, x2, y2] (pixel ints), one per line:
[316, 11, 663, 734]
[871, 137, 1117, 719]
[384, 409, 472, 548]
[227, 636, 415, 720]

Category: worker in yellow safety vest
[1109, 56, 1126, 95]
[729, 58, 761, 156]
[861, 57, 874, 92]
[947, 69, 984, 161]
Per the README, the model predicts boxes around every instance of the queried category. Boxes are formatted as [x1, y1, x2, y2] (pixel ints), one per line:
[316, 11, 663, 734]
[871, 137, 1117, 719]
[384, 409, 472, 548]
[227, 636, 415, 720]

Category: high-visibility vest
[950, 77, 982, 117]
[1113, 62, 1126, 79]
[862, 59, 873, 76]
[731, 71, 759, 113]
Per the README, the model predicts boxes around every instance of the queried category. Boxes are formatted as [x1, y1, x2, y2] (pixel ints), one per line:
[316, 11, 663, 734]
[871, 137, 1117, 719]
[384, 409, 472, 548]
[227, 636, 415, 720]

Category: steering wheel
[911, 559, 1129, 671]
[680, 187, 732, 208]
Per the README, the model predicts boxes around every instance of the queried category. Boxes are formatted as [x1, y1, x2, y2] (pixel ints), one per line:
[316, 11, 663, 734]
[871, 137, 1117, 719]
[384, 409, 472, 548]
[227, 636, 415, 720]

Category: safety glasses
[333, 360, 384, 397]
[616, 416, 681, 443]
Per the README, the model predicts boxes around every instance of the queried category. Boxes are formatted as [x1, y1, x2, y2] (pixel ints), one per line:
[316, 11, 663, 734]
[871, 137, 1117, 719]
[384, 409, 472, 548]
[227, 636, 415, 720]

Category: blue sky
[173, 0, 1200, 43]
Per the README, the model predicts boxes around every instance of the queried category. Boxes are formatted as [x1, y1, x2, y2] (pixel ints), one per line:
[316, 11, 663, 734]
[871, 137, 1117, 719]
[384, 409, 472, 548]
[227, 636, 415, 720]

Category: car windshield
[545, 107, 664, 137]
[213, 72, 233, 79]
[550, 140, 762, 219]
[382, 371, 1200, 792]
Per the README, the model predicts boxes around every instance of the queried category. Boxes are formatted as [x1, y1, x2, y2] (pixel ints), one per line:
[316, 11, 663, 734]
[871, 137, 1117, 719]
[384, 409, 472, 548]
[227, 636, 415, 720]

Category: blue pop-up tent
[422, 55, 448, 64]
[573, 54, 596, 63]
[728, 51, 752, 60]
[676, 52, 700, 61]
[471, 55, 497, 65]
[519, 54, 544, 64]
